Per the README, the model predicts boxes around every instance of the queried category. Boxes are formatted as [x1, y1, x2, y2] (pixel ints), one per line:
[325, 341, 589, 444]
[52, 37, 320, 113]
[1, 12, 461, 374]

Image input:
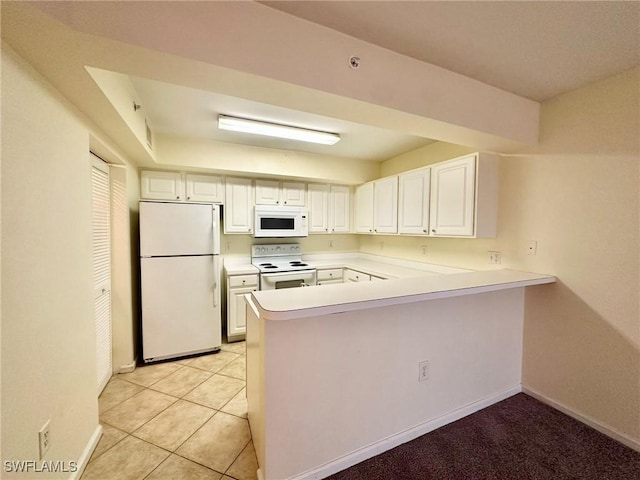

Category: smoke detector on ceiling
[348, 56, 360, 69]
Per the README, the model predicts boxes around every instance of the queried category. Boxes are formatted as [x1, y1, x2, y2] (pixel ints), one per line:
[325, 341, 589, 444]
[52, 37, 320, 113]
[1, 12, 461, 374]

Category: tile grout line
[92, 345, 251, 479]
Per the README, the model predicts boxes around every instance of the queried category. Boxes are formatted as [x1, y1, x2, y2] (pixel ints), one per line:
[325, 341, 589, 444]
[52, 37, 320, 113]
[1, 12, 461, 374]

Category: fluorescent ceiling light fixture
[218, 115, 340, 145]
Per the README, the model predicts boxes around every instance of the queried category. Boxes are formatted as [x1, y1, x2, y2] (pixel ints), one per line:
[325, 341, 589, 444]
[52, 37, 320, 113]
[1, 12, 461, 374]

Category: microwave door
[255, 214, 297, 237]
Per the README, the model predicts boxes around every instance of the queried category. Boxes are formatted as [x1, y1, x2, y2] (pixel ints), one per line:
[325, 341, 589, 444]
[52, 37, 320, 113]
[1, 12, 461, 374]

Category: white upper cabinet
[355, 182, 375, 233]
[141, 170, 183, 201]
[185, 174, 223, 203]
[224, 177, 254, 234]
[142, 170, 223, 203]
[281, 182, 306, 206]
[398, 168, 431, 235]
[373, 176, 398, 234]
[255, 180, 280, 205]
[308, 184, 329, 233]
[308, 184, 351, 234]
[329, 185, 351, 233]
[255, 180, 306, 206]
[429, 153, 498, 237]
[356, 178, 398, 234]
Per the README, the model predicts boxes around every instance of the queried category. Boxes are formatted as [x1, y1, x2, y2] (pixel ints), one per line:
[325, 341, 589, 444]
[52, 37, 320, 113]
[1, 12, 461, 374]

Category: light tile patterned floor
[82, 341, 257, 480]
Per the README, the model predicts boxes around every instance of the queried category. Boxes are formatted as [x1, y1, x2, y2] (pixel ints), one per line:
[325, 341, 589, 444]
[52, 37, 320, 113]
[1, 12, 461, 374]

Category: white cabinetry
[344, 269, 371, 282]
[185, 174, 223, 203]
[398, 168, 430, 235]
[330, 186, 351, 233]
[355, 183, 374, 233]
[308, 184, 351, 233]
[227, 274, 258, 341]
[141, 170, 223, 203]
[255, 180, 306, 206]
[224, 177, 254, 234]
[141, 170, 183, 201]
[356, 177, 398, 234]
[429, 153, 498, 237]
[317, 268, 344, 286]
[308, 184, 329, 233]
[374, 176, 398, 233]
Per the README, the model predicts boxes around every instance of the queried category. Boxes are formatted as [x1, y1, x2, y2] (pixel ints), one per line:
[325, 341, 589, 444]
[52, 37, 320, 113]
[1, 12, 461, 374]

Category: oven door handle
[260, 270, 316, 279]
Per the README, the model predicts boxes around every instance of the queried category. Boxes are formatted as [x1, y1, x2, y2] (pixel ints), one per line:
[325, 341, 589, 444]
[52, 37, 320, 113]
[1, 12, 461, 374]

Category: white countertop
[223, 257, 259, 276]
[250, 269, 556, 321]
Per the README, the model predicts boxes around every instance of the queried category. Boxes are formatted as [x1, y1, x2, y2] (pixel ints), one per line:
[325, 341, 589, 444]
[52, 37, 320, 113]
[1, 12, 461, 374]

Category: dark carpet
[327, 393, 640, 480]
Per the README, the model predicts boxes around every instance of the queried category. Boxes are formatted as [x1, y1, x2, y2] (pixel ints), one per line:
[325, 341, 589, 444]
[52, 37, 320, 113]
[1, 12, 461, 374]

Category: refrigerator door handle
[213, 281, 218, 307]
[212, 205, 220, 255]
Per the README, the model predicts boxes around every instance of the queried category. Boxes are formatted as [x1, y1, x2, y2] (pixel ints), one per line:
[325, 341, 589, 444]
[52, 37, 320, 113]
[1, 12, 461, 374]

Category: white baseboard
[116, 357, 137, 374]
[69, 424, 103, 480]
[522, 386, 640, 453]
[289, 385, 521, 480]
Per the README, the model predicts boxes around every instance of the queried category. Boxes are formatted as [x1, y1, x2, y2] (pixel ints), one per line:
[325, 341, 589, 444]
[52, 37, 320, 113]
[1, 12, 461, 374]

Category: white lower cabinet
[344, 269, 371, 283]
[316, 268, 344, 285]
[227, 274, 258, 340]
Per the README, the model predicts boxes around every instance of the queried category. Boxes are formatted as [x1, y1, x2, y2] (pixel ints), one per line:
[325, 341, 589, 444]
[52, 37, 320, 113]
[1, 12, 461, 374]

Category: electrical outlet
[328, 240, 334, 248]
[421, 245, 428, 256]
[489, 251, 502, 264]
[527, 240, 538, 256]
[418, 360, 429, 382]
[379, 242, 384, 251]
[39, 420, 51, 459]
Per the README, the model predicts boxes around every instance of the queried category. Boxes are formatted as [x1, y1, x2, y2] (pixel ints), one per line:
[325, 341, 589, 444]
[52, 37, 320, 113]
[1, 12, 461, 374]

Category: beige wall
[1, 44, 98, 475]
[1, 43, 142, 473]
[363, 68, 640, 444]
[155, 135, 380, 185]
[516, 68, 639, 444]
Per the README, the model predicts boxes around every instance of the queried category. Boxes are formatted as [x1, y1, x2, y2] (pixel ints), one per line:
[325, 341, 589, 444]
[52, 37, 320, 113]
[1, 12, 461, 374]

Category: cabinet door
[282, 182, 306, 206]
[225, 178, 254, 234]
[430, 155, 476, 236]
[374, 176, 398, 234]
[228, 286, 256, 338]
[185, 174, 223, 203]
[355, 182, 374, 233]
[330, 186, 351, 233]
[141, 170, 183, 201]
[398, 168, 430, 235]
[255, 179, 280, 205]
[308, 184, 330, 233]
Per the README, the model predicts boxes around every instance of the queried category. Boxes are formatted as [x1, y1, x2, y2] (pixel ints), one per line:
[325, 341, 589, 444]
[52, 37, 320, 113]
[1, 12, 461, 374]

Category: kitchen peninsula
[246, 266, 555, 480]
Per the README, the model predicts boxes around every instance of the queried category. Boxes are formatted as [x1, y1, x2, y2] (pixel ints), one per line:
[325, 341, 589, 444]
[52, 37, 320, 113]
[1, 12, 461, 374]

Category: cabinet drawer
[317, 268, 343, 281]
[345, 270, 370, 282]
[228, 274, 259, 288]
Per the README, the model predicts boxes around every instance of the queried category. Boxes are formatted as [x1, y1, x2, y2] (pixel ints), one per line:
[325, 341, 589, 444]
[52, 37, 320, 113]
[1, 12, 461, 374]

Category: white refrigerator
[140, 201, 221, 362]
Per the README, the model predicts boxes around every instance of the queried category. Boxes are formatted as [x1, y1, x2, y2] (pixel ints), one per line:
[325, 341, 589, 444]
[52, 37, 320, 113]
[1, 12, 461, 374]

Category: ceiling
[129, 75, 434, 162]
[5, 1, 639, 166]
[261, 1, 640, 102]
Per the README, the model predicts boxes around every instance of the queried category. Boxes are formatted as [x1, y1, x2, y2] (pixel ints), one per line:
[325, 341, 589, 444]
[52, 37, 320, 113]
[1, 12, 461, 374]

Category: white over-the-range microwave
[254, 205, 309, 238]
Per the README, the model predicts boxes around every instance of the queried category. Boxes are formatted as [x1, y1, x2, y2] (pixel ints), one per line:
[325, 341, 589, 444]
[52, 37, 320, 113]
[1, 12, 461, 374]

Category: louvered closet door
[91, 154, 112, 394]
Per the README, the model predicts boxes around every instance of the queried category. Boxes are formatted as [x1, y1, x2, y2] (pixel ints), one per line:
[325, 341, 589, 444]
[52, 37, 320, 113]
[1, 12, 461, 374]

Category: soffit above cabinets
[127, 74, 436, 162]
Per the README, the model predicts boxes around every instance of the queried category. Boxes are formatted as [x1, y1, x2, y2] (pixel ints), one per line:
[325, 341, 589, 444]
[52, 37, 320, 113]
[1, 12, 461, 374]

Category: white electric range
[251, 244, 317, 290]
